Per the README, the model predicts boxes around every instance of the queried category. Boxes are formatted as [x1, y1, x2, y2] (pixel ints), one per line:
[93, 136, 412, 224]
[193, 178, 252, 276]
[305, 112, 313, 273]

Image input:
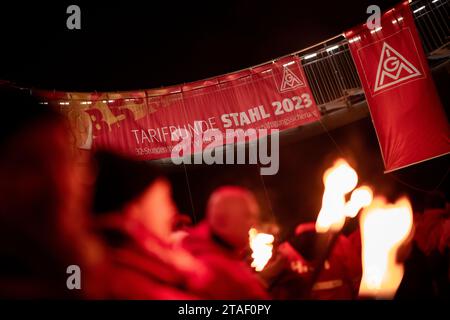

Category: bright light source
[370, 27, 383, 34]
[392, 16, 404, 24]
[413, 6, 426, 13]
[303, 53, 318, 60]
[282, 61, 295, 67]
[315, 159, 358, 233]
[326, 45, 339, 52]
[349, 36, 361, 43]
[432, 0, 439, 3]
[359, 197, 413, 299]
[108, 100, 114, 103]
[249, 228, 274, 272]
[344, 186, 373, 218]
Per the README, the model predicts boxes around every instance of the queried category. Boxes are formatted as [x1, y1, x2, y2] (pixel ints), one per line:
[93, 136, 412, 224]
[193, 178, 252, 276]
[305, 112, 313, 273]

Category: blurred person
[92, 152, 208, 299]
[181, 186, 269, 299]
[0, 87, 105, 298]
[414, 192, 448, 256]
[396, 192, 450, 299]
[259, 222, 361, 300]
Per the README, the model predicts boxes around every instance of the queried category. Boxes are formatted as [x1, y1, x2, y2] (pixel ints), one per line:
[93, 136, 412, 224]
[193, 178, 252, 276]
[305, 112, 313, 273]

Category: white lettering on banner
[220, 95, 312, 127]
[129, 93, 318, 169]
[374, 42, 421, 93]
[131, 117, 217, 144]
[221, 105, 270, 128]
[272, 94, 312, 116]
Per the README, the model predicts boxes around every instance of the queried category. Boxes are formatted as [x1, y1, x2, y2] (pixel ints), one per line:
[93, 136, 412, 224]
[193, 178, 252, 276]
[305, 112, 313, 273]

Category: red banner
[40, 56, 320, 160]
[345, 1, 449, 172]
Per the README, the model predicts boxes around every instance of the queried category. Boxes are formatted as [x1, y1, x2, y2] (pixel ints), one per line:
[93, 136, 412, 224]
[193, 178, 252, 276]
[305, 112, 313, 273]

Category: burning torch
[310, 159, 373, 288]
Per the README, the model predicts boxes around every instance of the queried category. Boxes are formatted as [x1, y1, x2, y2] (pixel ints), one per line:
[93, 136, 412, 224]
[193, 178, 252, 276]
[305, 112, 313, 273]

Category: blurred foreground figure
[0, 87, 104, 298]
[181, 186, 269, 299]
[92, 152, 208, 299]
[399, 193, 450, 299]
[259, 222, 360, 299]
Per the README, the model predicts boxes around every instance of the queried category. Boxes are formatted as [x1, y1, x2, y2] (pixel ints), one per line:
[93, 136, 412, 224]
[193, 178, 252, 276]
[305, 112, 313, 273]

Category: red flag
[345, 1, 449, 172]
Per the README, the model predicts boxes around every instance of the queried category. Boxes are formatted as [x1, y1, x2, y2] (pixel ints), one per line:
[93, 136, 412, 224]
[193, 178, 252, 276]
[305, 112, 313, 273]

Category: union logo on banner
[356, 28, 425, 96]
[279, 65, 305, 92]
[374, 42, 421, 93]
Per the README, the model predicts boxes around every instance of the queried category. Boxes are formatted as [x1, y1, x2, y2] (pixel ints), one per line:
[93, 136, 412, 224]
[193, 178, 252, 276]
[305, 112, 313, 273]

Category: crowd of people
[0, 86, 448, 299]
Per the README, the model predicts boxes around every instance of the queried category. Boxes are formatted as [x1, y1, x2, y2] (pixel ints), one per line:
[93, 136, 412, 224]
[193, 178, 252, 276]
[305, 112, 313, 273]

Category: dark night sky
[1, 0, 400, 91]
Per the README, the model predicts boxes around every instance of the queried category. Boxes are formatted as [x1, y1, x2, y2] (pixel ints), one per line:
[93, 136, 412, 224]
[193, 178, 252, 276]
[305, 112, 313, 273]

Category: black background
[0, 0, 399, 91]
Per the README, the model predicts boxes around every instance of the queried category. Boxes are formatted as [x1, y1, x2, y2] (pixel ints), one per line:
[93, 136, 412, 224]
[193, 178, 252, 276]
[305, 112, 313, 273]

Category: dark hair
[92, 151, 162, 215]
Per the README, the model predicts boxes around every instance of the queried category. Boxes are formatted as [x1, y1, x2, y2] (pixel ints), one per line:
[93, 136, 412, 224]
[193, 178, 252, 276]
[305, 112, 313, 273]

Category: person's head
[0, 86, 100, 298]
[206, 186, 260, 250]
[125, 177, 177, 240]
[92, 151, 176, 240]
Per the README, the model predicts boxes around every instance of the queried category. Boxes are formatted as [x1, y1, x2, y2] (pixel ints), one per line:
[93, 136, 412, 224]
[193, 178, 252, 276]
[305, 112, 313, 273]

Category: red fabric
[345, 1, 449, 172]
[95, 215, 203, 299]
[181, 223, 269, 300]
[267, 236, 361, 300]
[38, 56, 319, 160]
[414, 207, 450, 255]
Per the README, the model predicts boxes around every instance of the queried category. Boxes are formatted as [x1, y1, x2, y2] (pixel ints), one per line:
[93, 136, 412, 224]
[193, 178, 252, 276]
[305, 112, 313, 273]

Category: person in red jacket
[181, 186, 269, 299]
[260, 222, 361, 299]
[92, 151, 209, 299]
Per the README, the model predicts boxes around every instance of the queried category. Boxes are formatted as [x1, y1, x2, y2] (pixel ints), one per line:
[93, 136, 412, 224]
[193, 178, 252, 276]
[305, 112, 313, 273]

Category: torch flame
[249, 228, 274, 272]
[344, 186, 373, 218]
[315, 159, 358, 233]
[359, 197, 414, 299]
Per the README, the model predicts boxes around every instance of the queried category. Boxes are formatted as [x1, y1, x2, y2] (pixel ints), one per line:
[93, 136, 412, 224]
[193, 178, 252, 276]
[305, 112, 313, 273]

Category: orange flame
[249, 228, 274, 272]
[359, 197, 414, 299]
[315, 159, 358, 233]
[344, 186, 373, 218]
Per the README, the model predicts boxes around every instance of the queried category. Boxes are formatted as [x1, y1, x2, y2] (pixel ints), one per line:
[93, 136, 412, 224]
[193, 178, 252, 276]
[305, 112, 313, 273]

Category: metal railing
[302, 40, 361, 107]
[299, 0, 449, 111]
[411, 0, 449, 54]
[21, 0, 449, 112]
